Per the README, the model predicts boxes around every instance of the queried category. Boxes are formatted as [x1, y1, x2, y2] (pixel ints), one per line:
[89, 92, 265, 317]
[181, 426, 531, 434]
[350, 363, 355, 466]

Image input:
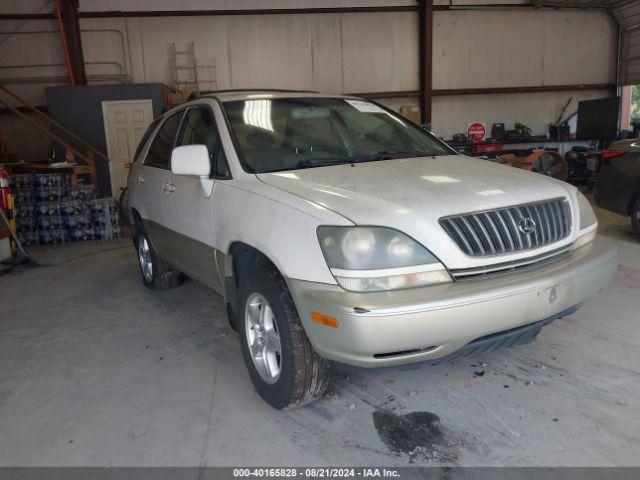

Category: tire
[631, 194, 640, 236]
[118, 187, 130, 228]
[238, 262, 331, 409]
[135, 230, 182, 290]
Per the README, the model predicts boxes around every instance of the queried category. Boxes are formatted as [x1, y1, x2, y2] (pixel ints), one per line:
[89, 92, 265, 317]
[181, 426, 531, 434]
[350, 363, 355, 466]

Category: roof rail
[187, 88, 318, 101]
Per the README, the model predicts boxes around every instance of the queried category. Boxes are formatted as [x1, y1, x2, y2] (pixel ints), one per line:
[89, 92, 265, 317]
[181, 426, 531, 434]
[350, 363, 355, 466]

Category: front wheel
[238, 263, 331, 409]
[631, 195, 640, 236]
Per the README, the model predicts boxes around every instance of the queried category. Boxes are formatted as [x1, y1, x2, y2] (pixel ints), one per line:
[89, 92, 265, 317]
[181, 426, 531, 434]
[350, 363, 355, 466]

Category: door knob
[137, 174, 144, 184]
[163, 182, 176, 193]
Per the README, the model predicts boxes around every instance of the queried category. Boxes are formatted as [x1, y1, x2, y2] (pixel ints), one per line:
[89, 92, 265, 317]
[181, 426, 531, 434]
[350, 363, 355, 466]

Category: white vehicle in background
[128, 90, 618, 409]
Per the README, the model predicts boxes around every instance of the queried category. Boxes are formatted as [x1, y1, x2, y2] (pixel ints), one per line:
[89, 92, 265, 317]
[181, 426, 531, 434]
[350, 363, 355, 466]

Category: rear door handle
[163, 182, 176, 193]
[137, 174, 144, 184]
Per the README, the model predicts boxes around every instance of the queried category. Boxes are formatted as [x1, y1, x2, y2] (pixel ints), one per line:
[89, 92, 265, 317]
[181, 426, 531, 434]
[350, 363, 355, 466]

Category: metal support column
[54, 0, 86, 85]
[418, 0, 433, 125]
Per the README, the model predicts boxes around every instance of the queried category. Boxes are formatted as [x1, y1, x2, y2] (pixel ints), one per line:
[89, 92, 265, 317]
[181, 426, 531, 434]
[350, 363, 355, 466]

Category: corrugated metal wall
[77, 8, 616, 138]
[0, 1, 618, 161]
[616, 1, 640, 85]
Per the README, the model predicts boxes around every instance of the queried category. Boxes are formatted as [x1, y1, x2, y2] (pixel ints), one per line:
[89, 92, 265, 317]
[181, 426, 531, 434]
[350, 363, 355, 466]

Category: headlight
[317, 226, 451, 292]
[574, 191, 597, 250]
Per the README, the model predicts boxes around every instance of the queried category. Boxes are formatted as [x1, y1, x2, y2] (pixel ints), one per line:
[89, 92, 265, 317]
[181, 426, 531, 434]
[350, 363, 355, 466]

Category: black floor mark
[372, 411, 459, 463]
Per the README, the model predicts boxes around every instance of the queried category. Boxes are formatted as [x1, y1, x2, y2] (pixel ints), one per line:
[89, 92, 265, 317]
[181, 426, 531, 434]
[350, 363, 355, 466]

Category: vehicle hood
[257, 155, 576, 269]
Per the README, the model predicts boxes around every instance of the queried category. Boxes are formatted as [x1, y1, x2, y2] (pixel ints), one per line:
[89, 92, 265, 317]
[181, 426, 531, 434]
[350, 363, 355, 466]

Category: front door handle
[163, 182, 176, 193]
[137, 174, 144, 184]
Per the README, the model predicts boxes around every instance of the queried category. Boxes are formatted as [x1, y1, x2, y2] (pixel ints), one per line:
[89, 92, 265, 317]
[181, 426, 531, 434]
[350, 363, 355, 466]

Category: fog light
[573, 229, 596, 250]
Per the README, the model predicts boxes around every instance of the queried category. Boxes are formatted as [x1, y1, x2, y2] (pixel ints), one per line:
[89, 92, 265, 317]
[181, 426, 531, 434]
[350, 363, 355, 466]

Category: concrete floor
[1, 207, 640, 467]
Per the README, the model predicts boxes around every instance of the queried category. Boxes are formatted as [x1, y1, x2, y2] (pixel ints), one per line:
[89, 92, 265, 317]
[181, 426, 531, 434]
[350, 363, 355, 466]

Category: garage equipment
[525, 150, 568, 180]
[548, 97, 573, 141]
[491, 123, 505, 141]
[170, 42, 217, 98]
[0, 174, 31, 265]
[494, 150, 568, 181]
[452, 133, 468, 144]
[497, 123, 532, 141]
[0, 168, 13, 259]
[565, 146, 601, 185]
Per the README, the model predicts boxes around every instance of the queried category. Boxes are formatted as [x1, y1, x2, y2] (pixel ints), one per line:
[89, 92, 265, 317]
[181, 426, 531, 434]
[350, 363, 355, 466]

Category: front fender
[213, 179, 352, 284]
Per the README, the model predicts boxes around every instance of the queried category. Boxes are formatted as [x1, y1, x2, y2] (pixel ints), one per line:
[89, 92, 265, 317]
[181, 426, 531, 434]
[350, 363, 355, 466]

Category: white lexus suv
[128, 90, 618, 409]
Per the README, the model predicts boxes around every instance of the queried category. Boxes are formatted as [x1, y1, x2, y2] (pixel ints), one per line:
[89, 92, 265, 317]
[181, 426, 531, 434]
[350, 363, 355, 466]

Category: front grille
[449, 245, 572, 281]
[439, 197, 572, 257]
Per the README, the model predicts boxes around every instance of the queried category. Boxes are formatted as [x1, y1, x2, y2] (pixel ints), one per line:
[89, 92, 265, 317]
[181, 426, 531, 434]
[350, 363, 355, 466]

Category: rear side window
[145, 111, 183, 169]
[176, 106, 231, 179]
[133, 117, 161, 162]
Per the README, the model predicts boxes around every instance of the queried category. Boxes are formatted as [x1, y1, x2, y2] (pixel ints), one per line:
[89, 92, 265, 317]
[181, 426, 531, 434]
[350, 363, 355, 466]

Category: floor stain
[612, 265, 640, 289]
[372, 410, 460, 463]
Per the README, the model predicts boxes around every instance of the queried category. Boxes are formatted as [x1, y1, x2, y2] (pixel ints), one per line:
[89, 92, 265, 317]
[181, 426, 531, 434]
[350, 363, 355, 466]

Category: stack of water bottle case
[11, 173, 121, 245]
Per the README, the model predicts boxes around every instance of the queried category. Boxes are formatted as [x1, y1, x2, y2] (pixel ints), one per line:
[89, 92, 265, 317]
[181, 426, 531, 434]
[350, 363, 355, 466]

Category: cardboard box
[399, 105, 421, 123]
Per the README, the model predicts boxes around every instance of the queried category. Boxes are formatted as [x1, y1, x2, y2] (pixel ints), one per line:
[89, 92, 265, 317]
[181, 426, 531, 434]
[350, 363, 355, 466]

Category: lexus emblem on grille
[518, 217, 537, 235]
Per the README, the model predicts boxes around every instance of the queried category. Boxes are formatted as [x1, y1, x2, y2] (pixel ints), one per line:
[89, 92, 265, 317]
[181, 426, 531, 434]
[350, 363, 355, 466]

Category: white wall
[0, 2, 617, 161]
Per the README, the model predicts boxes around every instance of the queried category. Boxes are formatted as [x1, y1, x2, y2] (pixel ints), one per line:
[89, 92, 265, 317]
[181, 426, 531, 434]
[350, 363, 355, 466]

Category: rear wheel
[238, 262, 331, 409]
[631, 195, 640, 236]
[135, 230, 182, 290]
[118, 187, 130, 228]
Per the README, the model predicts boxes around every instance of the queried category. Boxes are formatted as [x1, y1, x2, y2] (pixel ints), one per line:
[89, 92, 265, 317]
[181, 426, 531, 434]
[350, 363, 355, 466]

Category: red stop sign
[467, 122, 486, 142]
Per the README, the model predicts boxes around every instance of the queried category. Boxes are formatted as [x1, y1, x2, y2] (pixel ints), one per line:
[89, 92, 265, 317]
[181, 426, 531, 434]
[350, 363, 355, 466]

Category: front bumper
[286, 236, 618, 367]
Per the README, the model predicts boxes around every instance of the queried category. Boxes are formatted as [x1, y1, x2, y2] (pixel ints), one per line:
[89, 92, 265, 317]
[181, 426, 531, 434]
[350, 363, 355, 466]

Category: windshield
[221, 97, 453, 173]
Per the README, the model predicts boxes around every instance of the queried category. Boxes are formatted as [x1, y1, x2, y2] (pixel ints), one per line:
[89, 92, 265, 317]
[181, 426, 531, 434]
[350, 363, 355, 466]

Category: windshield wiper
[349, 150, 431, 163]
[376, 149, 431, 158]
[295, 158, 353, 169]
[294, 150, 435, 170]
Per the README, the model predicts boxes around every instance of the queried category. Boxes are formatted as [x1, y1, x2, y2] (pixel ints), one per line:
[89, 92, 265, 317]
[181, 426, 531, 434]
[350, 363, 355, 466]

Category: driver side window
[176, 107, 231, 179]
[145, 111, 182, 169]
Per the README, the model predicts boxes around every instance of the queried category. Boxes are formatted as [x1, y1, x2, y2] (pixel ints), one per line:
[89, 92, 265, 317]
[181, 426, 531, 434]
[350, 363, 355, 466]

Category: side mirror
[170, 145, 214, 198]
[171, 145, 210, 177]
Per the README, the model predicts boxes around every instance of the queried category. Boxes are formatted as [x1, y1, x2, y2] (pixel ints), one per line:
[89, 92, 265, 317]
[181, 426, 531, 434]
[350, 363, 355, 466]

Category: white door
[102, 99, 154, 196]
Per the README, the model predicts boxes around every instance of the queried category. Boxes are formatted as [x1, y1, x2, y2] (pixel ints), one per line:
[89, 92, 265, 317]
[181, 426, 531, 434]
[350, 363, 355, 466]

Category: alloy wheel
[138, 237, 153, 282]
[245, 292, 282, 384]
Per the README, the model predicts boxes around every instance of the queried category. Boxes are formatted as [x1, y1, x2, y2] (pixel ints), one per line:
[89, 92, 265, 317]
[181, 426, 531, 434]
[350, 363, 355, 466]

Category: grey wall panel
[46, 84, 167, 196]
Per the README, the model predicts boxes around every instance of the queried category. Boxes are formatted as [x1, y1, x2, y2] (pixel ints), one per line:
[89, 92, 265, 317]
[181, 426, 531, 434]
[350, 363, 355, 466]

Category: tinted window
[177, 108, 218, 153]
[176, 107, 231, 178]
[145, 111, 183, 169]
[214, 144, 231, 178]
[133, 117, 161, 162]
